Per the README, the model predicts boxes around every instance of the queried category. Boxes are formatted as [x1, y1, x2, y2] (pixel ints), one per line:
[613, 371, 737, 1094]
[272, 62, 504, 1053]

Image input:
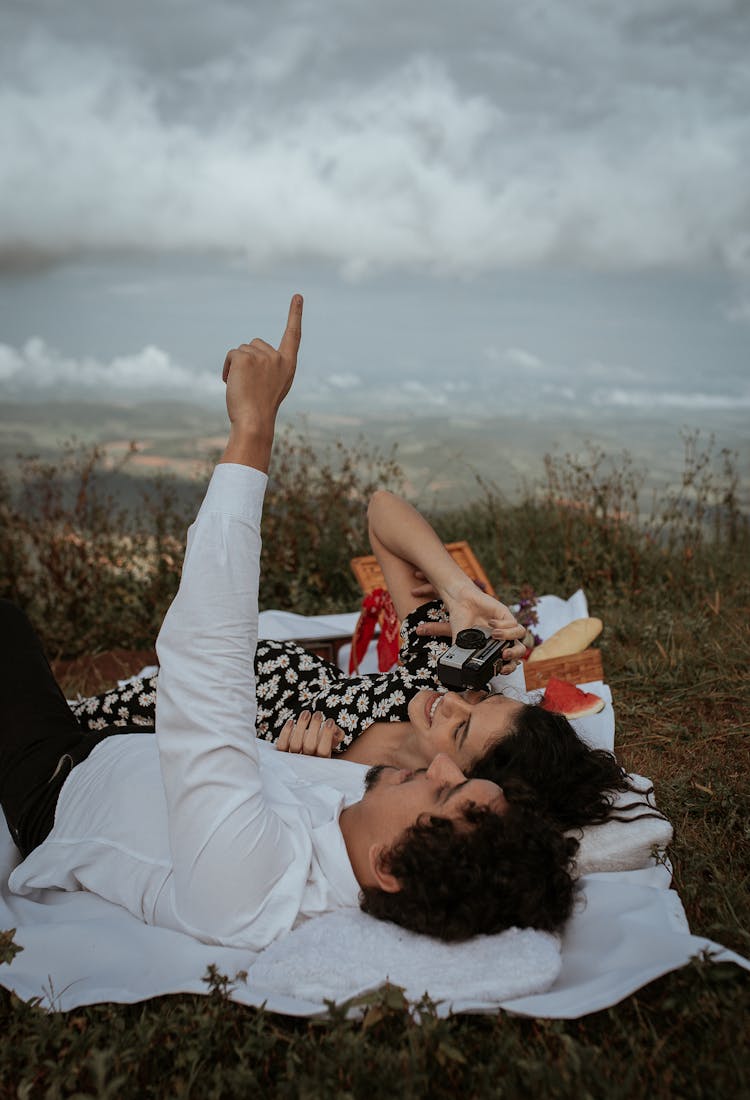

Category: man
[1, 296, 576, 948]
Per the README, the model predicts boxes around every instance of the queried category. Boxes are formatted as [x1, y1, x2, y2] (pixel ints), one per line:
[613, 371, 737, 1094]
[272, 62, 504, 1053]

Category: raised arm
[367, 490, 466, 621]
[154, 296, 309, 947]
[367, 490, 526, 666]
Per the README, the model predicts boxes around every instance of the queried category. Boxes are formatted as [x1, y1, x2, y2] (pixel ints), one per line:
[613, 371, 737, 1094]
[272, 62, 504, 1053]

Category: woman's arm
[367, 490, 468, 620]
[366, 491, 526, 662]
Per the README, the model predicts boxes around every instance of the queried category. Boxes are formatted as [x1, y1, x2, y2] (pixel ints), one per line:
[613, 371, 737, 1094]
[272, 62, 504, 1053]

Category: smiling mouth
[424, 692, 442, 727]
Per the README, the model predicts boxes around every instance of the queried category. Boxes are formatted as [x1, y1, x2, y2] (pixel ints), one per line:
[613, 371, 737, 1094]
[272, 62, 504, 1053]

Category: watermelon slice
[541, 677, 605, 718]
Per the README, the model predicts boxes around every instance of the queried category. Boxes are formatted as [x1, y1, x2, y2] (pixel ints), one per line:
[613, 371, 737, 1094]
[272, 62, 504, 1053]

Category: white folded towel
[249, 909, 562, 1007]
[572, 778, 673, 877]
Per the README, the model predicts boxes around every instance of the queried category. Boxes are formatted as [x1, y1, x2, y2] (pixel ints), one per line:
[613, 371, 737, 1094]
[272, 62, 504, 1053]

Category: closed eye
[455, 718, 471, 751]
[438, 779, 470, 805]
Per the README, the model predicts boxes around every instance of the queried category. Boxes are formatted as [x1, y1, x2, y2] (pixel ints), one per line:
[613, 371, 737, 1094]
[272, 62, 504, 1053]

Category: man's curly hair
[359, 802, 578, 941]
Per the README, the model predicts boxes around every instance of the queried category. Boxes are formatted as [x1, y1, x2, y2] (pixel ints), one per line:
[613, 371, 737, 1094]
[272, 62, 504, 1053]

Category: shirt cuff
[197, 462, 268, 527]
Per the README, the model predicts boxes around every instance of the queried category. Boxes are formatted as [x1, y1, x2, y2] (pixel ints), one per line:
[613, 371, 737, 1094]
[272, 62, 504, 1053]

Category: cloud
[581, 360, 647, 382]
[400, 380, 448, 405]
[504, 348, 543, 370]
[592, 386, 750, 410]
[327, 373, 361, 389]
[540, 383, 576, 402]
[1, 4, 749, 276]
[0, 337, 221, 400]
[483, 345, 547, 372]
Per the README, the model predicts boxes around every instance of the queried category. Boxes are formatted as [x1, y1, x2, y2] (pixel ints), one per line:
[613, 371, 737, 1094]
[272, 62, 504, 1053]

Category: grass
[1, 430, 749, 1098]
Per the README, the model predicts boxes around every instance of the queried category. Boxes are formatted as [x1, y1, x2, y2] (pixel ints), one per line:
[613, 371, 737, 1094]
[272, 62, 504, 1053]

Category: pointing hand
[219, 295, 303, 470]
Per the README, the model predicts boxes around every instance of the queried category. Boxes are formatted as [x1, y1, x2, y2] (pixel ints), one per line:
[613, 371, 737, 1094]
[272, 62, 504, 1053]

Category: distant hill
[1, 399, 747, 511]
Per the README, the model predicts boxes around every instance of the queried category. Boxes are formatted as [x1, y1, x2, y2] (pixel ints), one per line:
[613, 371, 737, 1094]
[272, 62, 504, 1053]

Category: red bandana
[349, 587, 401, 674]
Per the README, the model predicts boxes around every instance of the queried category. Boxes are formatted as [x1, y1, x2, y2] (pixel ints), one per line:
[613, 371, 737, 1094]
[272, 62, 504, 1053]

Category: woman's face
[407, 688, 525, 769]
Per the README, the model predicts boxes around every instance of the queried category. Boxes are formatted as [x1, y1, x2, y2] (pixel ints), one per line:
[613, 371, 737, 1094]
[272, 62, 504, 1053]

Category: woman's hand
[416, 583, 527, 673]
[276, 711, 344, 757]
[410, 570, 438, 601]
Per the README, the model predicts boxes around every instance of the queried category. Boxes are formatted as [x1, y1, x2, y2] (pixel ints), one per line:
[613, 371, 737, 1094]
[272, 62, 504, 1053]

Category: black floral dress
[71, 601, 451, 754]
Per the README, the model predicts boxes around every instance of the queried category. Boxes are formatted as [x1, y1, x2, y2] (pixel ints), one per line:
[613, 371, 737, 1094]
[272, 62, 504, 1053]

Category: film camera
[437, 627, 513, 690]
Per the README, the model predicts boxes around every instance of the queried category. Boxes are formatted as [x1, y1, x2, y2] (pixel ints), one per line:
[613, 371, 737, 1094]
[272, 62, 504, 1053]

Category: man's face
[359, 752, 507, 857]
[406, 688, 526, 768]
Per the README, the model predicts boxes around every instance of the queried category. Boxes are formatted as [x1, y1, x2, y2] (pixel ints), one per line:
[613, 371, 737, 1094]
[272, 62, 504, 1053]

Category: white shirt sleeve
[154, 463, 311, 943]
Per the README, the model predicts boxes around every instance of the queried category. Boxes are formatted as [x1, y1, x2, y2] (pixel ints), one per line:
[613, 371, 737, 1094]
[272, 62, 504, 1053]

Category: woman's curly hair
[468, 705, 633, 831]
[359, 802, 578, 941]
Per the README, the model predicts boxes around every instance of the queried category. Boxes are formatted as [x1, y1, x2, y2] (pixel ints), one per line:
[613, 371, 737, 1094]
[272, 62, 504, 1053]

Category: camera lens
[455, 628, 487, 649]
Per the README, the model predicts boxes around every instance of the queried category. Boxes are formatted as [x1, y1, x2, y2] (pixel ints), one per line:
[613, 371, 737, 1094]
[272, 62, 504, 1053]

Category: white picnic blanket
[1, 592, 747, 1017]
[1, 800, 745, 1018]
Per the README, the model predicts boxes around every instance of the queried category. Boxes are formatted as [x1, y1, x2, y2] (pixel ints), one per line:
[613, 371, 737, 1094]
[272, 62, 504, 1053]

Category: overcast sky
[0, 0, 748, 432]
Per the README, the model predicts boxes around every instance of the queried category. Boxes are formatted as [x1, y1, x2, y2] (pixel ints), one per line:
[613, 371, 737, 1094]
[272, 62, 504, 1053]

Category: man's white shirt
[10, 464, 364, 949]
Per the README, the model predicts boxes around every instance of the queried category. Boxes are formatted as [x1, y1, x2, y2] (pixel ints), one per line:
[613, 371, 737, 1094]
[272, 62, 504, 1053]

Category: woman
[73, 490, 632, 830]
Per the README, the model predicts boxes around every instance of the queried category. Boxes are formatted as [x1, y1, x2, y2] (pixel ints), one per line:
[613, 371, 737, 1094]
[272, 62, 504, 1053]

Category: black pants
[0, 600, 135, 857]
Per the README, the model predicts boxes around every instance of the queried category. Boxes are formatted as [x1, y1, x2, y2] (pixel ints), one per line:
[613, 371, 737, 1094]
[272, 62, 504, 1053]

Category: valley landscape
[2, 398, 747, 514]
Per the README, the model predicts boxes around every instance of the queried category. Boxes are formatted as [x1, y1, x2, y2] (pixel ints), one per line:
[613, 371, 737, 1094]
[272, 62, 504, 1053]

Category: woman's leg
[0, 600, 103, 856]
[71, 639, 347, 743]
[71, 675, 158, 732]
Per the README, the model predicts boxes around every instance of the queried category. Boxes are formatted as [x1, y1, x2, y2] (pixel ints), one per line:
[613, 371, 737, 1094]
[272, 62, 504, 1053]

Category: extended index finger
[278, 294, 303, 363]
[415, 621, 452, 637]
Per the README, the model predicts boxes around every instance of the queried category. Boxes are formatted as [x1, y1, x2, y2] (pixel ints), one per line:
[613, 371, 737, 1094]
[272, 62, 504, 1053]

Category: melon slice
[541, 677, 605, 718]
